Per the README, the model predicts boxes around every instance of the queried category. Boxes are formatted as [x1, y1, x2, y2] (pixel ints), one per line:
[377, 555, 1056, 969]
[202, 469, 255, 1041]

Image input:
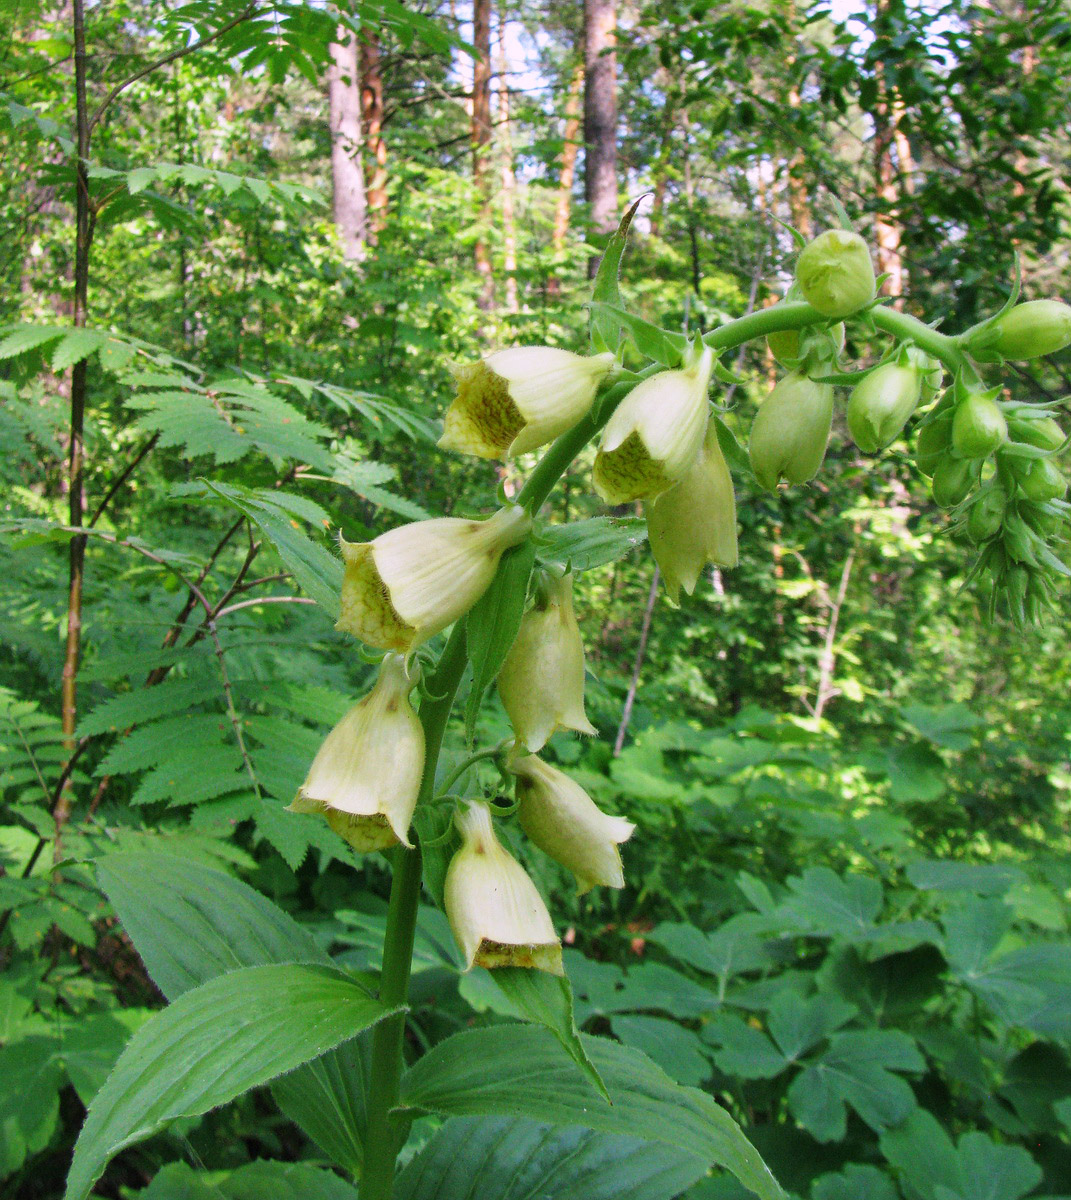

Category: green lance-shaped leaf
[64, 963, 397, 1200]
[590, 195, 647, 355]
[464, 538, 536, 743]
[399, 1023, 787, 1200]
[134, 1160, 359, 1200]
[589, 302, 688, 368]
[395, 1114, 709, 1200]
[97, 852, 369, 1175]
[491, 967, 610, 1103]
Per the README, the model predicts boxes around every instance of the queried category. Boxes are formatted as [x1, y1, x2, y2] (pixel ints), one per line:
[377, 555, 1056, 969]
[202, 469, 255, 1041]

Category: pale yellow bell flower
[510, 755, 634, 895]
[288, 655, 424, 853]
[592, 343, 714, 505]
[444, 801, 563, 974]
[496, 572, 595, 753]
[439, 347, 615, 459]
[645, 421, 738, 603]
[337, 506, 532, 652]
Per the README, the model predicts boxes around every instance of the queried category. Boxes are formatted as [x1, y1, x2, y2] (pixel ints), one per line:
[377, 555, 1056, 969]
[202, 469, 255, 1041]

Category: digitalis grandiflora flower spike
[645, 420, 737, 603]
[288, 654, 424, 853]
[510, 754, 634, 895]
[592, 343, 714, 505]
[444, 802, 563, 974]
[337, 506, 532, 652]
[497, 572, 595, 753]
[439, 347, 615, 459]
[748, 372, 834, 491]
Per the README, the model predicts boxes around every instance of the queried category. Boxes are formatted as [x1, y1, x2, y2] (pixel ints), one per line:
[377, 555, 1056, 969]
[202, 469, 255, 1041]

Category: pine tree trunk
[328, 26, 368, 261]
[496, 15, 519, 314]
[551, 61, 584, 273]
[872, 0, 905, 301]
[584, 0, 617, 277]
[360, 30, 388, 234]
[472, 0, 495, 310]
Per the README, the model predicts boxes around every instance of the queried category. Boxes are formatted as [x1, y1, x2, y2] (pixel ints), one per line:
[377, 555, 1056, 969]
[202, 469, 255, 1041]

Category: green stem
[359, 624, 468, 1200]
[434, 741, 508, 799]
[869, 306, 978, 382]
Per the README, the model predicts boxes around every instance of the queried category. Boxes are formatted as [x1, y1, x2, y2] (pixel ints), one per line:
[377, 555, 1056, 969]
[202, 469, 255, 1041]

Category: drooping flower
[509, 755, 634, 895]
[439, 347, 615, 459]
[645, 420, 737, 603]
[444, 802, 563, 974]
[288, 655, 424, 853]
[748, 372, 834, 490]
[337, 506, 532, 652]
[592, 343, 714, 505]
[496, 572, 595, 753]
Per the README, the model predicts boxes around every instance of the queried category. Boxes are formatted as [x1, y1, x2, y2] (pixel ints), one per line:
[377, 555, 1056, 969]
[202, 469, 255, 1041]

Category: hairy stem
[359, 624, 468, 1200]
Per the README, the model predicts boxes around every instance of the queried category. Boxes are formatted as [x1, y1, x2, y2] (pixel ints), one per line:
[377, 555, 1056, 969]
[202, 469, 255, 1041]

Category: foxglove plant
[67, 207, 1071, 1200]
[297, 213, 1071, 1200]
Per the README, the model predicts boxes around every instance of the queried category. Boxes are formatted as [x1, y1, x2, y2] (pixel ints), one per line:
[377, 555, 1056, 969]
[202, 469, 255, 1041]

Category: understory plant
[46, 200, 1071, 1200]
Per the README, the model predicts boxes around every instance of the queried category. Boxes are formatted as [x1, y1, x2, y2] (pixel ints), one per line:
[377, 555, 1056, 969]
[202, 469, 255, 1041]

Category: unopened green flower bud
[1009, 416, 1065, 451]
[510, 755, 634, 895]
[288, 655, 424, 853]
[847, 360, 923, 453]
[444, 802, 563, 974]
[967, 484, 1008, 543]
[916, 417, 952, 477]
[1021, 502, 1063, 537]
[795, 230, 876, 318]
[931, 455, 974, 508]
[952, 391, 1008, 459]
[338, 506, 531, 652]
[748, 372, 834, 490]
[497, 572, 595, 754]
[970, 300, 1071, 363]
[593, 344, 714, 505]
[645, 421, 737, 602]
[1015, 457, 1067, 503]
[440, 347, 614, 459]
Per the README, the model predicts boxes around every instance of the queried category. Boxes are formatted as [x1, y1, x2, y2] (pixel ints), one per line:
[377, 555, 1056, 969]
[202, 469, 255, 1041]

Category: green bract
[795, 230, 876, 318]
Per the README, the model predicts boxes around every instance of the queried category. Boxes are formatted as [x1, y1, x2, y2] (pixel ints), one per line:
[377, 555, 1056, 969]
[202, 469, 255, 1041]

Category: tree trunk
[496, 15, 518, 314]
[584, 0, 617, 277]
[472, 0, 495, 310]
[328, 26, 367, 261]
[872, 0, 905, 302]
[551, 61, 584, 273]
[360, 30, 388, 233]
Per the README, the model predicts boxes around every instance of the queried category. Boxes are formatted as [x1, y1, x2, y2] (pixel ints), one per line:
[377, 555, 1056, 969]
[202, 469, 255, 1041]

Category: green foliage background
[2, 1, 1071, 1198]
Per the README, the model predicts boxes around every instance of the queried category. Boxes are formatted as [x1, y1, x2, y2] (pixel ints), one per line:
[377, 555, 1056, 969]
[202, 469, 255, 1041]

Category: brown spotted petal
[337, 506, 532, 652]
[439, 348, 614, 460]
[288, 655, 424, 853]
[444, 801, 562, 974]
[593, 344, 714, 505]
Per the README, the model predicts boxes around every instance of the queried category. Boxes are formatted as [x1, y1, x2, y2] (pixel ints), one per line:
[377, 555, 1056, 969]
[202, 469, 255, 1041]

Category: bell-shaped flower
[439, 347, 615, 459]
[748, 372, 834, 491]
[795, 230, 876, 318]
[510, 755, 634, 895]
[444, 802, 563, 974]
[645, 421, 737, 603]
[337, 506, 532, 652]
[496, 572, 595, 753]
[592, 343, 714, 504]
[288, 655, 424, 853]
